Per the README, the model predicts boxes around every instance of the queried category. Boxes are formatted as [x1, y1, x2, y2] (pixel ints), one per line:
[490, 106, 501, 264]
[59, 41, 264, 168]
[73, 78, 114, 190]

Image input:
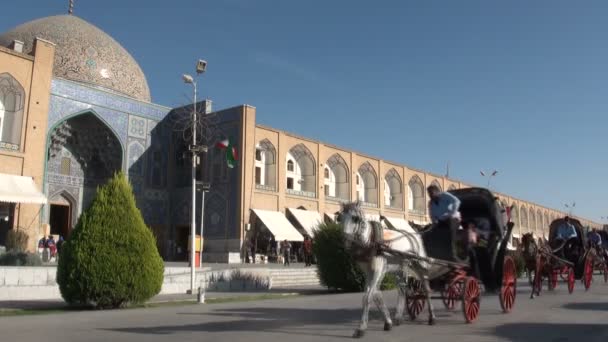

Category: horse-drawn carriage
[338, 187, 517, 337]
[415, 188, 518, 318]
[530, 217, 595, 296]
[591, 230, 608, 283]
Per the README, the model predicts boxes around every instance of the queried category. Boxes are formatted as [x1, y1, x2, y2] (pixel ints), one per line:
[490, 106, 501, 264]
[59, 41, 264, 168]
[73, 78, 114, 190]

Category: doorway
[49, 203, 71, 238]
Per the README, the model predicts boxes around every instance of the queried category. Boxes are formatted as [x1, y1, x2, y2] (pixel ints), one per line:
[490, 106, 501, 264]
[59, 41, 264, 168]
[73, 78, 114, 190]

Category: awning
[0, 173, 47, 204]
[287, 208, 323, 237]
[251, 209, 303, 241]
[324, 212, 337, 222]
[383, 216, 417, 234]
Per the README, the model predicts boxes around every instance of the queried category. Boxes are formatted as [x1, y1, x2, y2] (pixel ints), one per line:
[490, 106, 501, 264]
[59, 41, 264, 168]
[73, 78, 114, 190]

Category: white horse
[338, 201, 452, 338]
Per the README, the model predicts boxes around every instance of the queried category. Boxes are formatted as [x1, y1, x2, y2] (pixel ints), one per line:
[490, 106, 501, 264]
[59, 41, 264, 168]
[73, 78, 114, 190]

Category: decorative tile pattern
[0, 15, 151, 101]
[128, 115, 147, 139]
[127, 140, 145, 176]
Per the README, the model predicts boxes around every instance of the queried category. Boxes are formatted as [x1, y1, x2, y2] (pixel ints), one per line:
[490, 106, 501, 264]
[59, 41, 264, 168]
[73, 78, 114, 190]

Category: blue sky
[2, 1, 606, 222]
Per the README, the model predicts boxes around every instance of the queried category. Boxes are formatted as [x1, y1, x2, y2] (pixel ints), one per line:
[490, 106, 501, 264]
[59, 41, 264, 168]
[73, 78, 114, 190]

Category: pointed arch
[448, 184, 457, 191]
[0, 72, 25, 147]
[530, 208, 537, 232]
[408, 175, 425, 213]
[325, 153, 349, 200]
[286, 143, 316, 196]
[384, 168, 403, 209]
[255, 139, 277, 190]
[356, 162, 378, 205]
[204, 193, 228, 238]
[430, 179, 442, 192]
[520, 206, 529, 232]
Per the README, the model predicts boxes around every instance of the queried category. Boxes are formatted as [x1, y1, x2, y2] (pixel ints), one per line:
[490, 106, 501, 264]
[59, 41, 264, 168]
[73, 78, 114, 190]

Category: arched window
[0, 73, 25, 149]
[324, 168, 329, 179]
[384, 168, 403, 209]
[286, 144, 316, 196]
[408, 176, 425, 213]
[357, 162, 378, 205]
[325, 154, 349, 200]
[430, 180, 442, 192]
[255, 139, 277, 190]
[520, 206, 529, 232]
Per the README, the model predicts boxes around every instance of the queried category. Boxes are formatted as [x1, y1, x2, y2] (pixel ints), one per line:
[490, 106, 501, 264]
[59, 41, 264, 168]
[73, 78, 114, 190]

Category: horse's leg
[354, 262, 372, 338]
[415, 267, 436, 325]
[370, 257, 393, 331]
[393, 264, 407, 326]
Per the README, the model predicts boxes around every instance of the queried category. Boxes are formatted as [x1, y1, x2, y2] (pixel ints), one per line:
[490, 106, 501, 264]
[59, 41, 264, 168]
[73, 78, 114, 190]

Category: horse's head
[337, 201, 368, 248]
[521, 233, 537, 257]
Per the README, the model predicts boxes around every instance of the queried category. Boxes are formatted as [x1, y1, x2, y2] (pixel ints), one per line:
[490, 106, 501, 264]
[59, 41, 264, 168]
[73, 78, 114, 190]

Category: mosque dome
[0, 15, 151, 102]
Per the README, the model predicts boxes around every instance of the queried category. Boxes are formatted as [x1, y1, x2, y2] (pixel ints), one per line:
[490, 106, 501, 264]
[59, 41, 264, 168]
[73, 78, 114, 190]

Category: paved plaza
[1, 277, 608, 342]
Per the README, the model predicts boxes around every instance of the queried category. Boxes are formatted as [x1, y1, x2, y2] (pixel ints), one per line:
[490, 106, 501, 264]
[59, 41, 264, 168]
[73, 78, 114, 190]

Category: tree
[57, 172, 164, 308]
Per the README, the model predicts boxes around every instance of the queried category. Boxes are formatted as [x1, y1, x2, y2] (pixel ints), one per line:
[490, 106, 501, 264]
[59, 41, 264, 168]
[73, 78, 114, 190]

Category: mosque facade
[0, 13, 601, 263]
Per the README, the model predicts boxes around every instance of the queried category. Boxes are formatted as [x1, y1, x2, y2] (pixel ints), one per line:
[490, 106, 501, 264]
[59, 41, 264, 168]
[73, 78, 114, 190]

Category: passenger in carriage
[587, 229, 602, 248]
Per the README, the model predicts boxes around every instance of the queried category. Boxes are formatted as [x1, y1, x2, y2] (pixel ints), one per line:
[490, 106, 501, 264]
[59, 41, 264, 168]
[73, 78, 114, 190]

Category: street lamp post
[480, 170, 498, 189]
[198, 182, 210, 269]
[564, 202, 575, 216]
[182, 60, 207, 294]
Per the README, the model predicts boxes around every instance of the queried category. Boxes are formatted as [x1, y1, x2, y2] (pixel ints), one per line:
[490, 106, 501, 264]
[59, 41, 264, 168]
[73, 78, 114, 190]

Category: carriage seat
[421, 220, 467, 263]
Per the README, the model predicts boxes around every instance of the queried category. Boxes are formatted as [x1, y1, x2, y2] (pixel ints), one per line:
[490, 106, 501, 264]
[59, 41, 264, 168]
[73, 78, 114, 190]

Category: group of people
[37, 235, 65, 261]
[245, 235, 314, 267]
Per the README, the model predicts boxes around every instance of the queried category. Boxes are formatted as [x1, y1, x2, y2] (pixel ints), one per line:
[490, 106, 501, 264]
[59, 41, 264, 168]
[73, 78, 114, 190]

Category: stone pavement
[1, 277, 608, 341]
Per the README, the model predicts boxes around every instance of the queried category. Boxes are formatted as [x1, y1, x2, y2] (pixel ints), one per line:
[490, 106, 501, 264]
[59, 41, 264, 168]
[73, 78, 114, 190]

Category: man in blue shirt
[427, 185, 461, 224]
[555, 216, 578, 241]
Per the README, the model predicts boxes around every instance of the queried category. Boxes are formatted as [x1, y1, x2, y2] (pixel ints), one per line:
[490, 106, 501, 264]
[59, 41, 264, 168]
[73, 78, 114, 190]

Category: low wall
[0, 266, 273, 301]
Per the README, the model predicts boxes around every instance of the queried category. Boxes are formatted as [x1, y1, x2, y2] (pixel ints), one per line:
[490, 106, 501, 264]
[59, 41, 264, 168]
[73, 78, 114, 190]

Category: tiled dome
[0, 15, 151, 101]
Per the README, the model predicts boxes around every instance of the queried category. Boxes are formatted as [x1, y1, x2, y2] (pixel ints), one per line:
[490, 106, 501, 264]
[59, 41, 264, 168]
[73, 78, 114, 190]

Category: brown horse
[521, 233, 538, 285]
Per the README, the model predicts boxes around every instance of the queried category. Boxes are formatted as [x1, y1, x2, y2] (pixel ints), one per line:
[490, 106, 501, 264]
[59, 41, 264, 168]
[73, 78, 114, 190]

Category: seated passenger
[587, 229, 602, 248]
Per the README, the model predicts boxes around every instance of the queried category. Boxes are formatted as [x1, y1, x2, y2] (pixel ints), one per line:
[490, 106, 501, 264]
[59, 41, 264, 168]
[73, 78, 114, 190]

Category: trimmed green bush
[510, 251, 526, 279]
[0, 251, 42, 266]
[57, 172, 164, 309]
[5, 228, 29, 252]
[380, 272, 398, 291]
[312, 222, 366, 292]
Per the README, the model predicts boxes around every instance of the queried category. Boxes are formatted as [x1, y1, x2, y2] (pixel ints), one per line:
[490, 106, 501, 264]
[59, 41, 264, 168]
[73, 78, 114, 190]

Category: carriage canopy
[548, 217, 586, 245]
[449, 187, 507, 237]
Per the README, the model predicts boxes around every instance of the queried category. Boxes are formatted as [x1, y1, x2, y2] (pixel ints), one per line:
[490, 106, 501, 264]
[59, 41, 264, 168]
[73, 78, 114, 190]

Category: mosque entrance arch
[46, 111, 123, 230]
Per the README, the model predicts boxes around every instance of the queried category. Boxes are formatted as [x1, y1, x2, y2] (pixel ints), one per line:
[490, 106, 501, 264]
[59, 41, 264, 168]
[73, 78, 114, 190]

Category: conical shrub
[57, 172, 164, 308]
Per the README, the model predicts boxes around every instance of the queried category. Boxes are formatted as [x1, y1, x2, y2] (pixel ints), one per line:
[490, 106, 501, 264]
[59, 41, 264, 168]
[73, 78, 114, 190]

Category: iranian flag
[216, 138, 238, 168]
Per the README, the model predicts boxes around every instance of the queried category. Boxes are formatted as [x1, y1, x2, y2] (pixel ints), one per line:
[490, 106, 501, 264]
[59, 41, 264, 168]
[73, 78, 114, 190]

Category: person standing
[281, 239, 292, 266]
[303, 236, 313, 266]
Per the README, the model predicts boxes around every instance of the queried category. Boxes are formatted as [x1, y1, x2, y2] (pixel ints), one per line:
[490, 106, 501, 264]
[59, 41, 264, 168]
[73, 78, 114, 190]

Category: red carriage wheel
[500, 256, 517, 313]
[548, 269, 558, 291]
[532, 255, 544, 296]
[462, 277, 480, 323]
[583, 256, 593, 291]
[406, 280, 426, 320]
[567, 266, 575, 294]
[442, 280, 463, 310]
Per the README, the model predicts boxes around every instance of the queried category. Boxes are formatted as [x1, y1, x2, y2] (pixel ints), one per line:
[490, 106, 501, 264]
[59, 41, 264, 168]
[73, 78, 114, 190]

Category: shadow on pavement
[493, 323, 608, 342]
[104, 307, 364, 338]
[562, 302, 608, 311]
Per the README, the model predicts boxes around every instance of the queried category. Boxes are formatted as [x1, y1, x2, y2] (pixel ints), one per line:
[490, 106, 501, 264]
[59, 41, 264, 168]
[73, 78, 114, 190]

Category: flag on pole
[480, 171, 485, 176]
[216, 138, 238, 168]
[491, 170, 498, 176]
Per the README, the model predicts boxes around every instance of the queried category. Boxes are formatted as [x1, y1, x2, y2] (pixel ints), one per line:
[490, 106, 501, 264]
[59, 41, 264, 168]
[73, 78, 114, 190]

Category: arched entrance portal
[49, 192, 76, 238]
[46, 112, 123, 236]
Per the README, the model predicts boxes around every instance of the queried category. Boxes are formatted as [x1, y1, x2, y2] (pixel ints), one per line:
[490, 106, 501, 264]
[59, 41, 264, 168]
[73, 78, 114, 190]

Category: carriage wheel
[462, 277, 480, 323]
[567, 266, 575, 294]
[442, 280, 463, 310]
[532, 255, 544, 296]
[500, 256, 517, 313]
[406, 280, 426, 321]
[583, 256, 594, 291]
[548, 269, 558, 291]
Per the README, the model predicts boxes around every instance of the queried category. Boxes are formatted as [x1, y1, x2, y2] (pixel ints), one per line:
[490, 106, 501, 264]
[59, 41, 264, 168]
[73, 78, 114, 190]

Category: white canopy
[287, 208, 323, 237]
[251, 209, 303, 241]
[0, 173, 47, 204]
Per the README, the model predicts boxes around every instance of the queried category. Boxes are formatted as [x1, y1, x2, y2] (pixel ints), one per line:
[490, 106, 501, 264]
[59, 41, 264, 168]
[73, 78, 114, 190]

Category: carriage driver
[555, 216, 578, 247]
[427, 185, 461, 231]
